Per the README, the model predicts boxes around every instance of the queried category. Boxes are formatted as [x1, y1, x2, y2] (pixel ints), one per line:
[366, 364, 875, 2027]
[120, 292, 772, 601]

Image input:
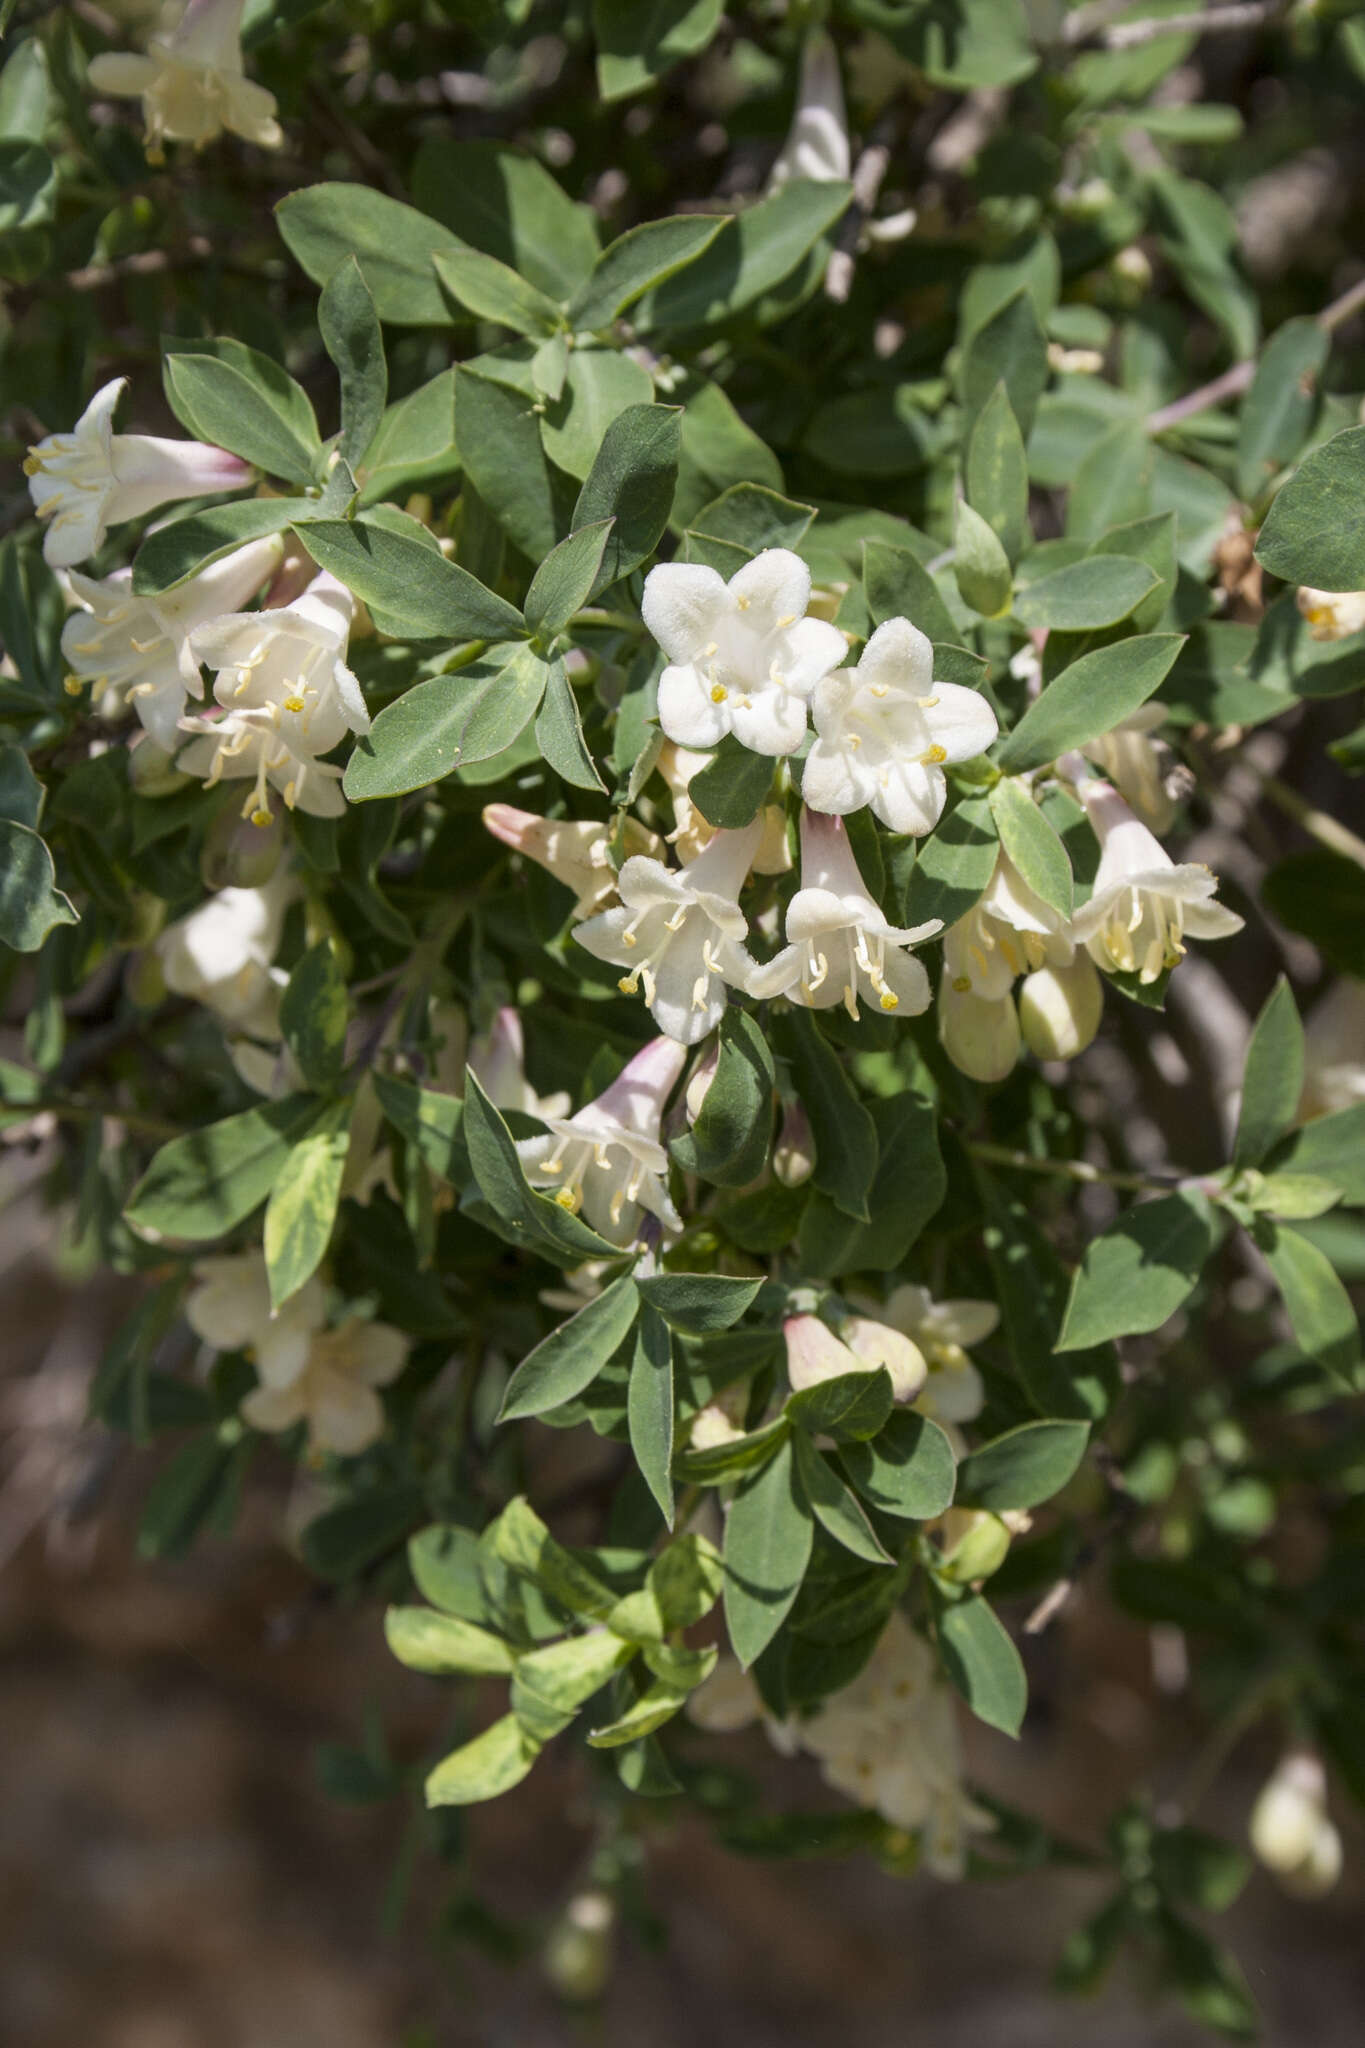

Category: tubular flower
[87, 0, 283, 158]
[1295, 585, 1365, 643]
[942, 848, 1074, 1004]
[769, 29, 851, 190]
[642, 549, 847, 757]
[1080, 704, 1176, 833]
[516, 1036, 687, 1244]
[61, 536, 283, 749]
[154, 869, 295, 1035]
[482, 803, 661, 917]
[874, 1283, 997, 1427]
[573, 820, 765, 1045]
[467, 1006, 571, 1120]
[1070, 782, 1243, 983]
[176, 708, 346, 820]
[783, 1313, 926, 1403]
[748, 809, 941, 1020]
[24, 378, 252, 570]
[803, 617, 999, 836]
[937, 979, 1021, 1084]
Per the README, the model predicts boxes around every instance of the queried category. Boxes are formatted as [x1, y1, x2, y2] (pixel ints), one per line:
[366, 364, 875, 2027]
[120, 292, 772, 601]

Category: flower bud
[936, 1507, 1012, 1584]
[773, 1099, 814, 1186]
[1280, 1817, 1343, 1900]
[685, 1041, 720, 1124]
[840, 1315, 927, 1402]
[542, 1889, 615, 2003]
[128, 736, 192, 798]
[1018, 954, 1104, 1061]
[1249, 1753, 1338, 1895]
[201, 802, 285, 891]
[938, 981, 1021, 1083]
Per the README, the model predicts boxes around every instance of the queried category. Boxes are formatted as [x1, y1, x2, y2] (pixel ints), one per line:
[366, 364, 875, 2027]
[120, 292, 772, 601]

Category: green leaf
[594, 0, 725, 98]
[433, 246, 562, 336]
[689, 734, 774, 829]
[1151, 1825, 1251, 1913]
[588, 1677, 693, 1747]
[637, 1272, 761, 1336]
[792, 1432, 893, 1565]
[513, 1631, 633, 1735]
[0, 138, 54, 230]
[954, 499, 1013, 618]
[786, 1367, 894, 1444]
[1256, 425, 1365, 590]
[628, 1304, 675, 1527]
[1157, 1910, 1258, 2039]
[372, 1072, 464, 1186]
[995, 634, 1185, 774]
[1260, 1221, 1361, 1389]
[540, 347, 655, 483]
[131, 497, 312, 596]
[525, 520, 614, 638]
[493, 1497, 618, 1619]
[572, 403, 682, 590]
[639, 179, 852, 332]
[863, 538, 959, 644]
[125, 1095, 323, 1241]
[796, 1090, 945, 1280]
[650, 1532, 725, 1629]
[455, 364, 565, 561]
[536, 658, 605, 792]
[1066, 418, 1155, 542]
[1236, 316, 1328, 504]
[408, 1523, 487, 1621]
[988, 778, 1073, 919]
[974, 1164, 1117, 1420]
[780, 1010, 877, 1223]
[263, 1096, 352, 1309]
[425, 1714, 541, 1808]
[1260, 850, 1365, 979]
[671, 374, 784, 527]
[345, 644, 547, 801]
[840, 1410, 957, 1521]
[499, 1272, 640, 1421]
[298, 512, 525, 643]
[163, 335, 320, 451]
[962, 287, 1049, 440]
[957, 1420, 1090, 1512]
[1090, 510, 1177, 633]
[357, 370, 458, 506]
[1233, 976, 1304, 1170]
[673, 1415, 790, 1484]
[1058, 1191, 1220, 1350]
[884, 0, 1036, 89]
[570, 214, 726, 329]
[1271, 1103, 1365, 1207]
[0, 820, 75, 951]
[902, 792, 1000, 928]
[1013, 556, 1160, 633]
[319, 255, 387, 471]
[965, 381, 1029, 564]
[669, 1008, 774, 1188]
[691, 482, 814, 556]
[163, 351, 320, 484]
[384, 1606, 513, 1677]
[462, 1073, 620, 1264]
[935, 1594, 1027, 1737]
[299, 1482, 422, 1580]
[279, 942, 351, 1093]
[137, 1434, 235, 1561]
[277, 182, 469, 325]
[723, 1434, 814, 1668]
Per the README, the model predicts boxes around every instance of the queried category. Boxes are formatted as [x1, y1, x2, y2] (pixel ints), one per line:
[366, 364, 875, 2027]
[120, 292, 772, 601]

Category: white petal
[728, 547, 811, 624]
[775, 616, 849, 696]
[744, 944, 802, 999]
[872, 759, 946, 837]
[642, 563, 727, 662]
[859, 615, 934, 694]
[241, 1382, 307, 1434]
[800, 736, 868, 817]
[924, 683, 999, 762]
[308, 1367, 386, 1455]
[657, 662, 730, 749]
[87, 53, 158, 96]
[925, 1299, 1000, 1348]
[878, 948, 931, 1016]
[730, 689, 808, 756]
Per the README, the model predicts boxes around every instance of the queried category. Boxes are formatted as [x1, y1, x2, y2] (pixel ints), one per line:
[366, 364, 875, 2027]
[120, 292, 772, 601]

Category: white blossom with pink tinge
[1070, 782, 1243, 984]
[516, 1037, 687, 1245]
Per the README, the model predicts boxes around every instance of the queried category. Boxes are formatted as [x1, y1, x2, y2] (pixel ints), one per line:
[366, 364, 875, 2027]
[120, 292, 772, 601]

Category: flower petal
[729, 688, 808, 756]
[642, 563, 727, 662]
[859, 615, 934, 694]
[924, 683, 999, 762]
[728, 547, 811, 625]
[657, 662, 731, 750]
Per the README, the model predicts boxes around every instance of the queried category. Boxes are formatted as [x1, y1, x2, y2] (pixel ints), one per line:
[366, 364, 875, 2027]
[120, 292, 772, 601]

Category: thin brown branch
[1145, 269, 1365, 435]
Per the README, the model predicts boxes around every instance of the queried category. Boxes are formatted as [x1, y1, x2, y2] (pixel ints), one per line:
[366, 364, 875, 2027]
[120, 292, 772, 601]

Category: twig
[1146, 270, 1365, 435]
[964, 1138, 1202, 1197]
[824, 103, 904, 305]
[1102, 0, 1289, 49]
[20, 1098, 181, 1140]
[1256, 771, 1365, 871]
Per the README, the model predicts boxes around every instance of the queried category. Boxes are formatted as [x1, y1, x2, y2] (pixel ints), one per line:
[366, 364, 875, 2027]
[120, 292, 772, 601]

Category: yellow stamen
[710, 684, 728, 704]
[63, 675, 85, 697]
[921, 744, 947, 765]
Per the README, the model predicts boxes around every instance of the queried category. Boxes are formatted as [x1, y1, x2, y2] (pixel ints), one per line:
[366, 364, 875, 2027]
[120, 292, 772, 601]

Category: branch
[1102, 0, 1289, 49]
[963, 1138, 1215, 1199]
[1145, 269, 1365, 435]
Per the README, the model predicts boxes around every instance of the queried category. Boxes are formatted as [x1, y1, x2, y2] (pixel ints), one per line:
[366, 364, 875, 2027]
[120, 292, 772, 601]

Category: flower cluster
[87, 0, 282, 160]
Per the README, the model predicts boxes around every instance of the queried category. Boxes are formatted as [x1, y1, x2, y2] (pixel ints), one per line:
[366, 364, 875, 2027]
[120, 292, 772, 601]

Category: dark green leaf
[525, 520, 614, 638]
[669, 1008, 774, 1187]
[163, 351, 320, 484]
[319, 254, 387, 470]
[628, 1303, 675, 1526]
[723, 1434, 814, 1668]
[1013, 555, 1160, 633]
[277, 182, 469, 325]
[637, 1272, 761, 1336]
[935, 1593, 1027, 1736]
[499, 1272, 640, 1421]
[792, 1431, 893, 1565]
[0, 820, 76, 951]
[1058, 1191, 1220, 1349]
[279, 942, 350, 1093]
[689, 735, 774, 829]
[1236, 317, 1328, 504]
[786, 1367, 894, 1444]
[570, 214, 725, 327]
[780, 1010, 877, 1223]
[1256, 425, 1365, 590]
[840, 1410, 956, 1521]
[1233, 976, 1303, 1170]
[344, 644, 547, 801]
[962, 288, 1049, 440]
[572, 404, 682, 590]
[902, 792, 999, 928]
[299, 512, 525, 642]
[1260, 1221, 1361, 1389]
[995, 635, 1185, 774]
[957, 1420, 1090, 1512]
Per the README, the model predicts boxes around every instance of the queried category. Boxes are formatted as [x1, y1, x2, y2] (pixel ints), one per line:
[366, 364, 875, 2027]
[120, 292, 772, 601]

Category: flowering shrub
[4, 0, 1365, 2029]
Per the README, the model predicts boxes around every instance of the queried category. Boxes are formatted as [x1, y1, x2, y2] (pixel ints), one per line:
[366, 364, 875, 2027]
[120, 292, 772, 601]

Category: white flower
[942, 846, 1074, 1005]
[573, 820, 764, 1045]
[874, 1283, 997, 1427]
[24, 378, 252, 569]
[87, 0, 283, 158]
[803, 617, 999, 836]
[655, 741, 791, 872]
[748, 808, 941, 1020]
[517, 1035, 687, 1244]
[1249, 1753, 1343, 1899]
[61, 536, 282, 749]
[769, 29, 851, 190]
[241, 1316, 408, 1457]
[1300, 978, 1365, 1119]
[467, 1006, 571, 1120]
[155, 868, 295, 1035]
[685, 1655, 767, 1733]
[642, 549, 847, 758]
[1070, 782, 1243, 983]
[1296, 586, 1365, 643]
[1080, 704, 1176, 833]
[186, 1250, 325, 1390]
[178, 573, 366, 822]
[783, 1312, 926, 1403]
[482, 802, 661, 917]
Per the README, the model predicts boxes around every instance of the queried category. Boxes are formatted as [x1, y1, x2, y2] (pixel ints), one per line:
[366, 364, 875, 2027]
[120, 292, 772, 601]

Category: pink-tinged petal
[926, 682, 999, 762]
[108, 435, 253, 524]
[743, 943, 802, 999]
[729, 689, 808, 756]
[783, 1313, 861, 1391]
[642, 562, 727, 662]
[657, 662, 730, 750]
[797, 807, 869, 899]
[859, 615, 934, 694]
[728, 547, 811, 625]
[841, 1316, 927, 1401]
[592, 1036, 688, 1138]
[775, 616, 849, 696]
